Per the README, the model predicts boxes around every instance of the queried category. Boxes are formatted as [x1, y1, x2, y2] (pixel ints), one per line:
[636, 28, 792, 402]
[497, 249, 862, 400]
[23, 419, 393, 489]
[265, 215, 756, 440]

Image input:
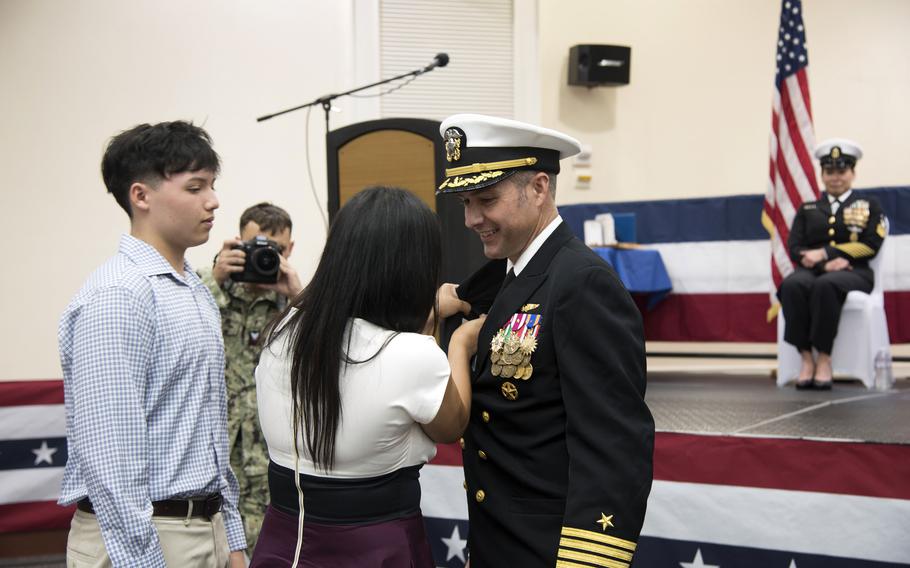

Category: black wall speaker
[568, 44, 631, 86]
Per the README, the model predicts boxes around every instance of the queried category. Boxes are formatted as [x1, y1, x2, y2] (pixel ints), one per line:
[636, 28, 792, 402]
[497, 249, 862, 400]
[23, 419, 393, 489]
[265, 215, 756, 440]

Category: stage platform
[3, 364, 909, 567]
[648, 370, 910, 445]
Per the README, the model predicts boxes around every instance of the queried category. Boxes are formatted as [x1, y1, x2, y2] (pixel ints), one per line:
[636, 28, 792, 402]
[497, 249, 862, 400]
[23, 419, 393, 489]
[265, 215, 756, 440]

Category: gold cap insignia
[444, 128, 463, 163]
[831, 146, 841, 159]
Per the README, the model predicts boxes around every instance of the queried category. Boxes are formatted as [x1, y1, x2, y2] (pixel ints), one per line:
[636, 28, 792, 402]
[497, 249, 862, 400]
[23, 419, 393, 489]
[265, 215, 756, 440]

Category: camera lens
[251, 248, 280, 276]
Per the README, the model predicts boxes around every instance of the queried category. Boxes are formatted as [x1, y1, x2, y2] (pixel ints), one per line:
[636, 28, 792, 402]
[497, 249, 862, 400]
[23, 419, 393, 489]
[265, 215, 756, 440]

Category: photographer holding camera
[199, 202, 303, 552]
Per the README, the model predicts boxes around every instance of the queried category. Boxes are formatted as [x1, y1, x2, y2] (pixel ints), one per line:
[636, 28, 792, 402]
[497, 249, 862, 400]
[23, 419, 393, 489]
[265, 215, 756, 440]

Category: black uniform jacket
[461, 222, 654, 568]
[787, 192, 886, 283]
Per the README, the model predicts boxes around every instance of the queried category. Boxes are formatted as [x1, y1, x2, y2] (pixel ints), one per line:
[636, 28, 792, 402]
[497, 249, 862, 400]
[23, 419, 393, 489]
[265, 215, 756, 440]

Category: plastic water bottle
[873, 349, 894, 391]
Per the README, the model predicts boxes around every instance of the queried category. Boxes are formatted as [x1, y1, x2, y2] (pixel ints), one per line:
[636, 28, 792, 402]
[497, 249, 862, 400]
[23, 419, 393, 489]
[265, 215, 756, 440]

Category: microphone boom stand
[256, 56, 446, 231]
[257, 66, 433, 130]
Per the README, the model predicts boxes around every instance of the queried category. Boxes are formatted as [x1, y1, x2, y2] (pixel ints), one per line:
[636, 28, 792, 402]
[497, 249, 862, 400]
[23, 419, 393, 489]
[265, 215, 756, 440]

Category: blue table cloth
[592, 247, 672, 309]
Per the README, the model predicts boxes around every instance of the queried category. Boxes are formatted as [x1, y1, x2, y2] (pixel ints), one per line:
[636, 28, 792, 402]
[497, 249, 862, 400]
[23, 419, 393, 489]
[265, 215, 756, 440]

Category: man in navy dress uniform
[778, 138, 886, 389]
[436, 114, 654, 568]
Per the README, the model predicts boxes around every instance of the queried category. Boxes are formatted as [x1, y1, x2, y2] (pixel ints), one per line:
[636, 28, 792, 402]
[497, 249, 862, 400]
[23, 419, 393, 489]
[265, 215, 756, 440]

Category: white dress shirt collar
[507, 215, 563, 276]
[828, 189, 852, 207]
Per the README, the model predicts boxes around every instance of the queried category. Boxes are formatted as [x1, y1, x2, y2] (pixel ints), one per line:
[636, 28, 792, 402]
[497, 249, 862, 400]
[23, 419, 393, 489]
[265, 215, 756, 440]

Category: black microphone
[422, 53, 450, 73]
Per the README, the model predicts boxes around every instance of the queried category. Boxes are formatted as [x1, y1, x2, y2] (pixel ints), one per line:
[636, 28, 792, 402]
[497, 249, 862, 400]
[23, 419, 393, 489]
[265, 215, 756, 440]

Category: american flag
[0, 381, 74, 533]
[762, 0, 820, 298]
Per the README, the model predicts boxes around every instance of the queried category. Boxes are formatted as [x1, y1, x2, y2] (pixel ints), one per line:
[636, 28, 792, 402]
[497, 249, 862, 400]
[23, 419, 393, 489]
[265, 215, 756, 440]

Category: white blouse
[255, 316, 450, 478]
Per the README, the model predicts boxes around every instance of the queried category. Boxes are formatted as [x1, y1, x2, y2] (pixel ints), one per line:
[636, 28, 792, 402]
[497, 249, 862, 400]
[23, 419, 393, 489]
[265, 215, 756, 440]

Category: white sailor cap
[814, 138, 863, 169]
[437, 114, 582, 194]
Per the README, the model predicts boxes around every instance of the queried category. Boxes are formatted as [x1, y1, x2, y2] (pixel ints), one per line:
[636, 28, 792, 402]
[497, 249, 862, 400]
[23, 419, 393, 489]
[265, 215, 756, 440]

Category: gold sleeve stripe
[559, 537, 634, 562]
[557, 561, 604, 568]
[557, 548, 630, 568]
[444, 157, 538, 177]
[561, 527, 637, 551]
[833, 242, 875, 258]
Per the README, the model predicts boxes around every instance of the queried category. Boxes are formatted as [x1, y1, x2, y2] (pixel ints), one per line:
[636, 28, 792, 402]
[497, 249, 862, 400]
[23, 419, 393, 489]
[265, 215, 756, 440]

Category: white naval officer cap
[436, 114, 582, 194]
[814, 138, 863, 169]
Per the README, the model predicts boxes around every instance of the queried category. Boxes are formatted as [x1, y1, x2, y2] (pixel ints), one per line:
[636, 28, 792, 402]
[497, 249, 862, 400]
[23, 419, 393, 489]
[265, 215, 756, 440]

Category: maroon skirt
[250, 504, 435, 568]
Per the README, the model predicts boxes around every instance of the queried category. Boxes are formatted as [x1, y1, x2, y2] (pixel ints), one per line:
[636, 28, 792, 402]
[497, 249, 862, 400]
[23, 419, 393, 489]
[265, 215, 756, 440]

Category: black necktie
[499, 269, 516, 293]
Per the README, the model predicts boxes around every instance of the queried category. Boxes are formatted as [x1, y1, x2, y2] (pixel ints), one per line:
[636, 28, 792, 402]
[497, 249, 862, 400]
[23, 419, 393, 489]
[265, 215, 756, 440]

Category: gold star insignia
[597, 513, 614, 532]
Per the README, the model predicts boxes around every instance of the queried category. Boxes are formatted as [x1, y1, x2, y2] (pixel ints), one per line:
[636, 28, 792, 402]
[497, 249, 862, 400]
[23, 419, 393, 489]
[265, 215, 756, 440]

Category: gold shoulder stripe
[560, 537, 633, 561]
[834, 242, 875, 258]
[445, 157, 538, 177]
[558, 548, 630, 568]
[561, 526, 637, 551]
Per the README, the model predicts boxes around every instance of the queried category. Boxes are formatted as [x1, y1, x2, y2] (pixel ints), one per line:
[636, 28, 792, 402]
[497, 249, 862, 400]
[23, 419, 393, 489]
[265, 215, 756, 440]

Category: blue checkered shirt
[58, 235, 246, 567]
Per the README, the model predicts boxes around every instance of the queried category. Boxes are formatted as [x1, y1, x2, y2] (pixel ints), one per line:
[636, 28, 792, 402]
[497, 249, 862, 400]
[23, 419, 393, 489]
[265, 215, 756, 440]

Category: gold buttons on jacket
[830, 240, 836, 246]
[828, 228, 835, 236]
[829, 216, 836, 224]
[463, 480, 467, 490]
[481, 411, 491, 423]
[459, 438, 465, 449]
[478, 450, 488, 460]
[475, 490, 486, 503]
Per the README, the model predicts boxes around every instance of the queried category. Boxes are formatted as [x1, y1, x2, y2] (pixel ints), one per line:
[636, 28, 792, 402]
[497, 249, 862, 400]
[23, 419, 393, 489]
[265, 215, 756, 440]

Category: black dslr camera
[230, 236, 282, 284]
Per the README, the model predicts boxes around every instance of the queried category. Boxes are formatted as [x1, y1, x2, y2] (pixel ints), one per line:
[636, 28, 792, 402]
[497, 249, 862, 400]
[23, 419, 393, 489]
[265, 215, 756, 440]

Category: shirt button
[481, 411, 491, 423]
[475, 490, 486, 503]
[459, 438, 465, 449]
[478, 450, 488, 460]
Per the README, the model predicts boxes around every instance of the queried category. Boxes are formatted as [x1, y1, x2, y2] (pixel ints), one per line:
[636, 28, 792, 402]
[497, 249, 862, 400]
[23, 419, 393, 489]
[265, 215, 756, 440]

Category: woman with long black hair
[250, 186, 481, 567]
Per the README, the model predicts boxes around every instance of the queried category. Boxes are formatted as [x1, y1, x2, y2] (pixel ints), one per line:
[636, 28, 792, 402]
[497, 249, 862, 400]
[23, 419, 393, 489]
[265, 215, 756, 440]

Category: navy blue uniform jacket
[462, 222, 654, 567]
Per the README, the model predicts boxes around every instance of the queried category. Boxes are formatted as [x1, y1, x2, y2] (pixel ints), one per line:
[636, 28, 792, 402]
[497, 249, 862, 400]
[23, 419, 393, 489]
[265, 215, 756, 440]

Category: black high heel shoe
[812, 378, 832, 390]
[795, 378, 814, 390]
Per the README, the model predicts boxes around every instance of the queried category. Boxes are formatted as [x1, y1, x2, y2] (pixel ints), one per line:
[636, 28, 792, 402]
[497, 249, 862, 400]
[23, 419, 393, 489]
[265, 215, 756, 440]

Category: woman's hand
[451, 315, 486, 356]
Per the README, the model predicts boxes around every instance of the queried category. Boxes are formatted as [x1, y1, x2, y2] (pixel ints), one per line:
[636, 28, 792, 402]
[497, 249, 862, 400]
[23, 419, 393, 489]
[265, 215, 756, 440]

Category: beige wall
[541, 0, 910, 205]
[0, 0, 362, 380]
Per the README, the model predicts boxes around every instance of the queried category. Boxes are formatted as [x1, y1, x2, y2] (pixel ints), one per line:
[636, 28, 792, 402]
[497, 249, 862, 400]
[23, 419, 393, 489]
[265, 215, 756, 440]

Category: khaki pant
[66, 509, 230, 567]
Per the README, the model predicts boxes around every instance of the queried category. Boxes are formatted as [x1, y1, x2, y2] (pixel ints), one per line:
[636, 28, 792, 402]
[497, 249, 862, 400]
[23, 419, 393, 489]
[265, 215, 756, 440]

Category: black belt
[77, 494, 223, 519]
[268, 460, 422, 525]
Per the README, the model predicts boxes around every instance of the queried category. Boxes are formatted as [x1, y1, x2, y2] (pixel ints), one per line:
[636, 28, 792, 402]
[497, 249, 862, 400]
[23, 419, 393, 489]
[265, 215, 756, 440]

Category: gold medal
[521, 355, 530, 366]
[491, 363, 502, 376]
[491, 351, 501, 364]
[501, 381, 518, 400]
[490, 330, 506, 352]
[501, 364, 517, 378]
[504, 336, 520, 355]
[850, 232, 858, 242]
[513, 366, 525, 380]
[523, 363, 533, 380]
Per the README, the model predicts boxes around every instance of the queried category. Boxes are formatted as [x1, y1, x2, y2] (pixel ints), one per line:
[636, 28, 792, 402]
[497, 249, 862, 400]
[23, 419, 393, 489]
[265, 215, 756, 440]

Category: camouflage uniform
[200, 267, 286, 552]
